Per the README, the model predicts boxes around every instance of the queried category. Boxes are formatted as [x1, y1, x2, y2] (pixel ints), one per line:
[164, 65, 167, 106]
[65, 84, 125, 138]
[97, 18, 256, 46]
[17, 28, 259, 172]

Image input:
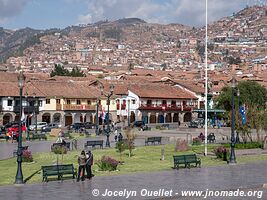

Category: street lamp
[100, 84, 114, 147]
[15, 71, 25, 184]
[229, 76, 237, 164]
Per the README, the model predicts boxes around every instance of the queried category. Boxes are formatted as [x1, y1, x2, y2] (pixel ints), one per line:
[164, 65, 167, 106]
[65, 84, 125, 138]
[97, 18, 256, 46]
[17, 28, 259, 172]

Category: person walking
[77, 150, 86, 182]
[85, 150, 94, 179]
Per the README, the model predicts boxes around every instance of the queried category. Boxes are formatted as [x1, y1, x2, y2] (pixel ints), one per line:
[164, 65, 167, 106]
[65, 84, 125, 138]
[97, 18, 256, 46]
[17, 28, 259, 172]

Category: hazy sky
[0, 0, 266, 29]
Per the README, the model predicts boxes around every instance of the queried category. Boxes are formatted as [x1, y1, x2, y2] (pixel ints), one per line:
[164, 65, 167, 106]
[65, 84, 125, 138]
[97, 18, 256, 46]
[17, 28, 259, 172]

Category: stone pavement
[0, 161, 267, 200]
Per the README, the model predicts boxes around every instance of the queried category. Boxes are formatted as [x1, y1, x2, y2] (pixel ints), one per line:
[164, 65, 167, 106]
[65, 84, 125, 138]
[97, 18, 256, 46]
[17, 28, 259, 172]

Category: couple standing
[77, 150, 94, 182]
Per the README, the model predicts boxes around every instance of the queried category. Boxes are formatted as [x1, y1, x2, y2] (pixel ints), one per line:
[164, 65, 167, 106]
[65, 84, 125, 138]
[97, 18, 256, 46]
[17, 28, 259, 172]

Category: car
[132, 121, 145, 127]
[69, 122, 85, 130]
[4, 121, 20, 129]
[29, 122, 48, 131]
[84, 122, 95, 129]
[41, 123, 61, 132]
[188, 119, 204, 128]
[7, 124, 27, 133]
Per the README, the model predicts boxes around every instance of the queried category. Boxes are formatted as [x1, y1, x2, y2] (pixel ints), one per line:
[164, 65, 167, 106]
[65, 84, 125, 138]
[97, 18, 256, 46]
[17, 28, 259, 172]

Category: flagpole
[204, 0, 208, 156]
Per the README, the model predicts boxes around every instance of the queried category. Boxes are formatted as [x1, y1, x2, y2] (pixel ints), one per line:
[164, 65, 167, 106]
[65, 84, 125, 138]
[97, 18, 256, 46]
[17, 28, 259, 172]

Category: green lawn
[1, 144, 267, 185]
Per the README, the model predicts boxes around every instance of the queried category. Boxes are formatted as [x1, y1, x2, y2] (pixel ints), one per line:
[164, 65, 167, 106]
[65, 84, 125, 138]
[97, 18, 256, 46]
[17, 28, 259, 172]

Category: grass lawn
[1, 144, 267, 185]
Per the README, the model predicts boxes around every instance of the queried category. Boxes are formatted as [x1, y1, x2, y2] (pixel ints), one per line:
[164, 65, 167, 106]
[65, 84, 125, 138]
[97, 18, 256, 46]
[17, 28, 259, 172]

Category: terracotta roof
[129, 83, 197, 99]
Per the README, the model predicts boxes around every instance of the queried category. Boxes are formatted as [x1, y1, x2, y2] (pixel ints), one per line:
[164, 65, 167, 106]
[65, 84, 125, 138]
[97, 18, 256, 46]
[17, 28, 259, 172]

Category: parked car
[188, 119, 204, 128]
[84, 122, 95, 129]
[4, 121, 20, 129]
[69, 122, 85, 130]
[132, 121, 145, 127]
[7, 124, 27, 133]
[29, 122, 47, 131]
[41, 123, 61, 132]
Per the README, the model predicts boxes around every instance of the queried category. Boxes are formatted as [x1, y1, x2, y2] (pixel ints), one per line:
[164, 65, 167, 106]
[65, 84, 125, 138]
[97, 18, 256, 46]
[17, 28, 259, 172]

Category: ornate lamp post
[100, 84, 114, 147]
[15, 71, 25, 184]
[229, 76, 237, 164]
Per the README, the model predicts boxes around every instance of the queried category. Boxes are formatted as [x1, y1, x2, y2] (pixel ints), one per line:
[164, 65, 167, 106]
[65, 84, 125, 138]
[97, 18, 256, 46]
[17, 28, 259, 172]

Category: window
[87, 100, 91, 105]
[162, 100, 167, 105]
[76, 100, 81, 105]
[15, 100, 20, 106]
[7, 100, 12, 106]
[46, 99, 50, 104]
[39, 100, 42, 107]
[67, 100, 71, 104]
[132, 100, 135, 104]
[56, 99, 60, 104]
[171, 100, 176, 106]
[147, 100, 152, 106]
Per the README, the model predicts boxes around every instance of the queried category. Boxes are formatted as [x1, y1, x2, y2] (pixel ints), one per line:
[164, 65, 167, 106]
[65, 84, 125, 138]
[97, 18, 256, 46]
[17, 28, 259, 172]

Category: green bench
[42, 164, 76, 182]
[84, 140, 104, 149]
[30, 132, 47, 140]
[145, 137, 162, 145]
[173, 154, 201, 169]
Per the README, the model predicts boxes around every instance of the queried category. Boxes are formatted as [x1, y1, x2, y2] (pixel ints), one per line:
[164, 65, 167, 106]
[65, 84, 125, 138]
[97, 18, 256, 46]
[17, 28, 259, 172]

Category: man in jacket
[85, 150, 94, 179]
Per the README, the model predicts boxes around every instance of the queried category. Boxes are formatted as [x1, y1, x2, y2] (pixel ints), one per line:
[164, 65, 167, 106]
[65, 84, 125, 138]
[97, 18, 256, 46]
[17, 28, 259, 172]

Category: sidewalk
[0, 161, 267, 200]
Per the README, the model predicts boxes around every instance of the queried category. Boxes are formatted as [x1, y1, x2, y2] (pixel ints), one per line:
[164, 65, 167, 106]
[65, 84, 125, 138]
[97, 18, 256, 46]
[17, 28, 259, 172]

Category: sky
[0, 0, 266, 30]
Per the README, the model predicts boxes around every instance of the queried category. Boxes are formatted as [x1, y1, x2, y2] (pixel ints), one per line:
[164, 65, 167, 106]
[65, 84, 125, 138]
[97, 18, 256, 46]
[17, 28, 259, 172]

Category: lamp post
[229, 76, 237, 164]
[95, 98, 99, 135]
[15, 71, 25, 184]
[25, 91, 29, 141]
[100, 84, 114, 147]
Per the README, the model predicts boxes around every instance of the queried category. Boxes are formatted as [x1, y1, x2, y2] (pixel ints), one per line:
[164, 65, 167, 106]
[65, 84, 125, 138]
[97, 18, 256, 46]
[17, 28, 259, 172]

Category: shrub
[96, 156, 119, 171]
[155, 125, 161, 129]
[192, 137, 202, 145]
[223, 142, 263, 149]
[116, 141, 127, 161]
[52, 145, 67, 154]
[175, 139, 189, 152]
[214, 146, 229, 161]
[22, 150, 33, 162]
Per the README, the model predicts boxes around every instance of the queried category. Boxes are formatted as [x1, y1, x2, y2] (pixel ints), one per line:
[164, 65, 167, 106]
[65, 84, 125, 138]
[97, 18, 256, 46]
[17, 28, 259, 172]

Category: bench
[84, 140, 104, 149]
[13, 146, 29, 157]
[145, 137, 162, 145]
[51, 142, 71, 152]
[42, 164, 76, 182]
[173, 154, 201, 169]
[207, 133, 216, 143]
[30, 133, 47, 140]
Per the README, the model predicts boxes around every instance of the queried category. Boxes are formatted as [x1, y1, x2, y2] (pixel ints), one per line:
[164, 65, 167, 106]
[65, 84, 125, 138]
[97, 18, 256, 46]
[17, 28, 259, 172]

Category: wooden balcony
[63, 104, 95, 111]
[139, 104, 196, 111]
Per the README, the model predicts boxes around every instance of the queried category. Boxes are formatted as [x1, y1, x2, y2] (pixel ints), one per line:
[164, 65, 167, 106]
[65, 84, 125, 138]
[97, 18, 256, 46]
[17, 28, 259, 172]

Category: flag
[239, 105, 246, 124]
[21, 108, 26, 123]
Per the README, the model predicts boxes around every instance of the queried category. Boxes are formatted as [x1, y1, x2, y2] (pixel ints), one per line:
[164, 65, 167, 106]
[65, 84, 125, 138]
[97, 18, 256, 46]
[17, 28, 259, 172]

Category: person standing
[85, 150, 94, 179]
[77, 150, 86, 182]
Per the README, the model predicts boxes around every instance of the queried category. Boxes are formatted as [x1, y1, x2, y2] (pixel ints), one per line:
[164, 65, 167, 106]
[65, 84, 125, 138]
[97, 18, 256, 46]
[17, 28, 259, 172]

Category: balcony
[139, 104, 182, 111]
[14, 106, 39, 114]
[63, 104, 95, 111]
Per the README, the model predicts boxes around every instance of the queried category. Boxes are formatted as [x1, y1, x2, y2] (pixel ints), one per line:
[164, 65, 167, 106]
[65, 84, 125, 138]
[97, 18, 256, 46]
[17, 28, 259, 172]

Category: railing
[139, 104, 196, 111]
[14, 106, 39, 114]
[63, 104, 95, 111]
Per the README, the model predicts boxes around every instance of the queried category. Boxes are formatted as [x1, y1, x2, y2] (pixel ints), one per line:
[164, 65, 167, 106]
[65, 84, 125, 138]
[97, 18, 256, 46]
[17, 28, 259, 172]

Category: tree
[50, 64, 86, 77]
[70, 66, 86, 77]
[216, 81, 267, 142]
[50, 64, 69, 77]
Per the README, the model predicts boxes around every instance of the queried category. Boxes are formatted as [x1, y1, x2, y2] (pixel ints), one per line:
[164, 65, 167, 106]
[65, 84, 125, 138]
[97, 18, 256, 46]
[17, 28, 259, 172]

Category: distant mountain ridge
[0, 6, 266, 63]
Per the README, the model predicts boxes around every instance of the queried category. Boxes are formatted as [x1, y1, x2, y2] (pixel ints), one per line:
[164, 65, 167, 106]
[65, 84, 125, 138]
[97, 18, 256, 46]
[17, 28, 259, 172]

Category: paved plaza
[0, 161, 267, 200]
